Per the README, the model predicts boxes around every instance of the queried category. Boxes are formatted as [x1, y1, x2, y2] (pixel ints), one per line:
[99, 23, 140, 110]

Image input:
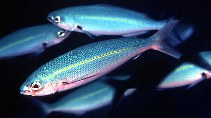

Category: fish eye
[201, 72, 207, 79]
[31, 81, 42, 91]
[57, 30, 66, 37]
[202, 72, 206, 77]
[53, 16, 61, 23]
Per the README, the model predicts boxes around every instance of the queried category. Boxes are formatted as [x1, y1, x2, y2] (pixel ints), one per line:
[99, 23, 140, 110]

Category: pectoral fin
[62, 81, 70, 85]
[133, 53, 142, 60]
[76, 25, 95, 38]
[186, 78, 204, 89]
[61, 73, 101, 89]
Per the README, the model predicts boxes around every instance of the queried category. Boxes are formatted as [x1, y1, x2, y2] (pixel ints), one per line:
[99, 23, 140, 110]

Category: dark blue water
[0, 0, 211, 118]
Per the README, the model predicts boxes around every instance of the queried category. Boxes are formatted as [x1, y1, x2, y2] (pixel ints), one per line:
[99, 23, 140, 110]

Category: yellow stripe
[78, 15, 140, 25]
[0, 34, 43, 52]
[175, 63, 194, 72]
[42, 47, 132, 80]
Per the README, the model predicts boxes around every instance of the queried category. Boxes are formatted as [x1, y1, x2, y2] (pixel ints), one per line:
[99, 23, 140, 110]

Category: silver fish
[20, 18, 181, 96]
[0, 24, 70, 59]
[47, 4, 166, 37]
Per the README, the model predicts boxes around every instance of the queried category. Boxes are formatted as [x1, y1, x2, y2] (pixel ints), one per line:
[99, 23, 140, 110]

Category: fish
[20, 18, 181, 96]
[27, 75, 134, 117]
[47, 4, 167, 37]
[0, 24, 70, 59]
[157, 62, 211, 89]
[30, 81, 116, 117]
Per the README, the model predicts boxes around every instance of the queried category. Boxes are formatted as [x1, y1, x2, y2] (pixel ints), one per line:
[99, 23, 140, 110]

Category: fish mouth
[20, 86, 33, 96]
[47, 16, 55, 24]
[20, 89, 38, 96]
[19, 90, 25, 94]
[20, 89, 31, 96]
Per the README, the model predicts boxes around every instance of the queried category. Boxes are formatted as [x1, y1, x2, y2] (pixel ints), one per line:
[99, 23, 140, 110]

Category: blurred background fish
[47, 4, 168, 37]
[30, 81, 116, 118]
[158, 51, 211, 89]
[0, 24, 70, 60]
[23, 75, 132, 118]
[157, 62, 211, 89]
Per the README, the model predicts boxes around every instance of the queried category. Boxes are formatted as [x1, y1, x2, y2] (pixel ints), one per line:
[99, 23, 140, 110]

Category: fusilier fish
[158, 62, 211, 89]
[158, 51, 211, 89]
[20, 18, 181, 96]
[0, 24, 70, 59]
[30, 81, 116, 116]
[47, 4, 167, 37]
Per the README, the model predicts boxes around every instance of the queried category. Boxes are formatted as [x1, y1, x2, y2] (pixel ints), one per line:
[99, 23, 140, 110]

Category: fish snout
[47, 16, 54, 23]
[20, 85, 31, 95]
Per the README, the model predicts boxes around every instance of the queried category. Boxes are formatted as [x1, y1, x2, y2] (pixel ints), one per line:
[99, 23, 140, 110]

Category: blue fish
[0, 24, 70, 59]
[157, 62, 211, 89]
[27, 75, 133, 117]
[47, 4, 167, 37]
[31, 81, 116, 116]
[20, 18, 181, 96]
[158, 51, 211, 89]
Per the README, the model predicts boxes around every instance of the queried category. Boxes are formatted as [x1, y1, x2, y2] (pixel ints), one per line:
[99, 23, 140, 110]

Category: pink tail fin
[150, 17, 182, 59]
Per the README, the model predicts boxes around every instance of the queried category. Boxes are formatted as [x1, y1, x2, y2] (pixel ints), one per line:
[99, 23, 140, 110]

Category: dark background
[0, 0, 211, 118]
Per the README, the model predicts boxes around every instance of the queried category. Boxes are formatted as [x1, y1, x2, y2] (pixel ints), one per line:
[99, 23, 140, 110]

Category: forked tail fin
[150, 16, 182, 59]
[167, 22, 194, 47]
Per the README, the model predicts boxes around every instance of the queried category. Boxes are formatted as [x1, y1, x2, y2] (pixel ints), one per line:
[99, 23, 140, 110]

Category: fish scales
[31, 38, 145, 83]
